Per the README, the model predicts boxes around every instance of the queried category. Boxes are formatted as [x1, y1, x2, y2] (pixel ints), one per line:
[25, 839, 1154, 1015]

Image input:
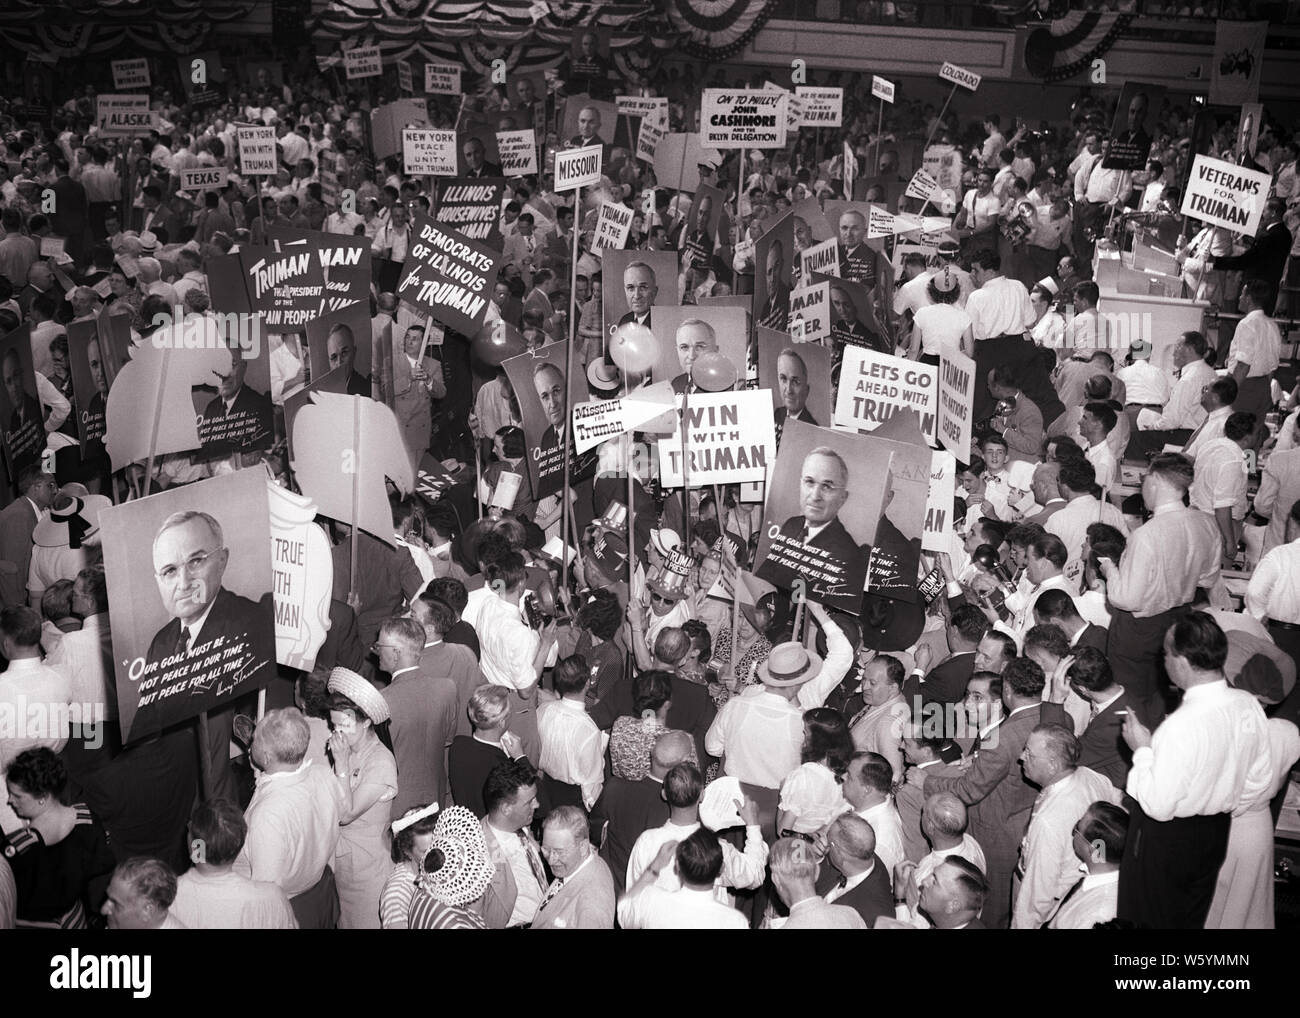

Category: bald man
[570, 106, 605, 149]
[326, 323, 370, 397]
[818, 813, 894, 926]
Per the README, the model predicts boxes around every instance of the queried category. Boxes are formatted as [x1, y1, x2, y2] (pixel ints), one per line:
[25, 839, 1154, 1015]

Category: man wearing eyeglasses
[145, 510, 274, 802]
[759, 447, 865, 610]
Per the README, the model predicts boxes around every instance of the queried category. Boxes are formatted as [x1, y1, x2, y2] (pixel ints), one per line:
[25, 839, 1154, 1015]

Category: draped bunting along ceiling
[1023, 10, 1133, 82]
[0, 0, 255, 56]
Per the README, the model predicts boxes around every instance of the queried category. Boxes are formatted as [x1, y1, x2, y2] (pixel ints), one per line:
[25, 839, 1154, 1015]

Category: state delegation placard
[96, 95, 158, 137]
[403, 128, 457, 176]
[1180, 154, 1271, 236]
[701, 89, 787, 149]
[656, 390, 775, 487]
[397, 213, 500, 336]
[555, 146, 603, 191]
[179, 167, 228, 193]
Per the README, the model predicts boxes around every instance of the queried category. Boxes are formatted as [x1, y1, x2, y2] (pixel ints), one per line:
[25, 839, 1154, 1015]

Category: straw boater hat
[587, 357, 622, 395]
[327, 667, 391, 725]
[646, 549, 692, 601]
[33, 489, 111, 550]
[418, 805, 496, 908]
[650, 527, 681, 559]
[756, 642, 823, 687]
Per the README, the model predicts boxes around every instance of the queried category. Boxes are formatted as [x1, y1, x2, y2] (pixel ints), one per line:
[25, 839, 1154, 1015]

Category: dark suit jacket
[465, 163, 503, 178]
[1215, 220, 1291, 291]
[617, 309, 651, 331]
[345, 370, 371, 397]
[6, 392, 44, 474]
[589, 775, 668, 895]
[201, 384, 274, 453]
[449, 735, 509, 817]
[922, 701, 1069, 870]
[774, 406, 818, 428]
[1073, 623, 1108, 653]
[142, 587, 274, 731]
[902, 651, 974, 708]
[816, 856, 893, 927]
[590, 671, 717, 772]
[0, 495, 39, 609]
[1077, 690, 1133, 791]
[757, 514, 865, 610]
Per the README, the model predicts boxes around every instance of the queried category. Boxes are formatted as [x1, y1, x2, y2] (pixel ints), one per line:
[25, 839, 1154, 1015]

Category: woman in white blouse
[907, 268, 973, 365]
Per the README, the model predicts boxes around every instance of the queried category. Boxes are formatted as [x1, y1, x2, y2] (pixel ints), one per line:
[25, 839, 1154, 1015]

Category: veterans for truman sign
[398, 213, 500, 336]
[656, 390, 776, 488]
[403, 129, 457, 176]
[96, 95, 158, 137]
[701, 89, 787, 149]
[1180, 154, 1271, 236]
[835, 347, 939, 443]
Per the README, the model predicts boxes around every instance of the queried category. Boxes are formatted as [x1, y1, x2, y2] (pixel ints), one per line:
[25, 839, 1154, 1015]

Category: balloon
[609, 322, 660, 375]
[690, 352, 737, 392]
[471, 320, 527, 366]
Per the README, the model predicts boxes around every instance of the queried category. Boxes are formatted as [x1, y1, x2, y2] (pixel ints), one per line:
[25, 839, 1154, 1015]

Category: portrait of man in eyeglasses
[144, 509, 274, 800]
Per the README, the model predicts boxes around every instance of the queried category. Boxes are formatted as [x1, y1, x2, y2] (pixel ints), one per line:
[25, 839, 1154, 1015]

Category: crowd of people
[0, 29, 1299, 933]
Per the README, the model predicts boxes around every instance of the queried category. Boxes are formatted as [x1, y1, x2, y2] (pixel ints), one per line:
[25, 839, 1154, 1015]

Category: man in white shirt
[980, 115, 1006, 168]
[1011, 725, 1121, 929]
[1117, 353, 1171, 416]
[909, 793, 987, 888]
[625, 762, 767, 901]
[234, 707, 343, 929]
[26, 292, 65, 378]
[618, 829, 750, 929]
[44, 567, 114, 728]
[1064, 281, 1108, 353]
[1190, 411, 1256, 567]
[1226, 279, 1282, 421]
[842, 751, 906, 877]
[1079, 402, 1119, 492]
[1118, 613, 1272, 929]
[536, 656, 606, 810]
[1046, 459, 1127, 582]
[1047, 800, 1128, 929]
[172, 797, 298, 929]
[705, 642, 817, 839]
[170, 248, 207, 306]
[1181, 376, 1237, 459]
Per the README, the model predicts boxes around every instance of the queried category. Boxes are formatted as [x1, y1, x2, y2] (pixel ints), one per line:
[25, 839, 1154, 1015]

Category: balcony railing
[764, 0, 1300, 27]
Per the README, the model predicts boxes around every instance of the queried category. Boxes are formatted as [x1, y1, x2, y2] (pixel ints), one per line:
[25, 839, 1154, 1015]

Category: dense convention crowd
[0, 32, 1298, 934]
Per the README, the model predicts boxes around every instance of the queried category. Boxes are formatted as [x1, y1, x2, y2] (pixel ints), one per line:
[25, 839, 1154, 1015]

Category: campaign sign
[937, 349, 976, 457]
[871, 76, 895, 104]
[96, 95, 157, 137]
[112, 59, 150, 91]
[180, 166, 228, 193]
[835, 346, 939, 444]
[498, 129, 539, 177]
[797, 86, 844, 126]
[237, 124, 278, 176]
[345, 45, 383, 80]
[403, 128, 457, 176]
[99, 468, 277, 744]
[701, 89, 787, 149]
[939, 62, 981, 91]
[397, 213, 500, 336]
[425, 62, 462, 95]
[555, 146, 603, 191]
[1180, 154, 1271, 236]
[434, 178, 506, 247]
[656, 390, 776, 488]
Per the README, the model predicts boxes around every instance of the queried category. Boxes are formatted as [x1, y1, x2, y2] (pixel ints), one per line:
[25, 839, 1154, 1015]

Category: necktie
[173, 627, 191, 657]
[518, 831, 547, 890]
[800, 526, 811, 543]
[1184, 417, 1207, 451]
[540, 877, 565, 909]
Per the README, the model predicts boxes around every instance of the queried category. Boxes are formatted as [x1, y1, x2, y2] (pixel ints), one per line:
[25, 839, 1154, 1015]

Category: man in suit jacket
[774, 348, 817, 436]
[146, 512, 275, 803]
[50, 160, 90, 264]
[533, 806, 616, 929]
[618, 262, 657, 332]
[392, 325, 443, 472]
[1213, 199, 1291, 294]
[903, 604, 984, 709]
[477, 759, 546, 929]
[0, 466, 55, 609]
[376, 617, 459, 820]
[758, 451, 867, 612]
[1034, 589, 1108, 654]
[461, 137, 502, 179]
[200, 352, 274, 457]
[411, 593, 484, 737]
[923, 660, 1068, 928]
[758, 239, 791, 331]
[588, 730, 691, 893]
[668, 318, 722, 397]
[818, 814, 893, 926]
[896, 730, 965, 863]
[1065, 647, 1133, 791]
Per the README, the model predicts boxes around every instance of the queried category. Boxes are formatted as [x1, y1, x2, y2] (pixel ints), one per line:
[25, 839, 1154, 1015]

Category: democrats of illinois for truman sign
[398, 212, 500, 336]
[98, 468, 276, 744]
